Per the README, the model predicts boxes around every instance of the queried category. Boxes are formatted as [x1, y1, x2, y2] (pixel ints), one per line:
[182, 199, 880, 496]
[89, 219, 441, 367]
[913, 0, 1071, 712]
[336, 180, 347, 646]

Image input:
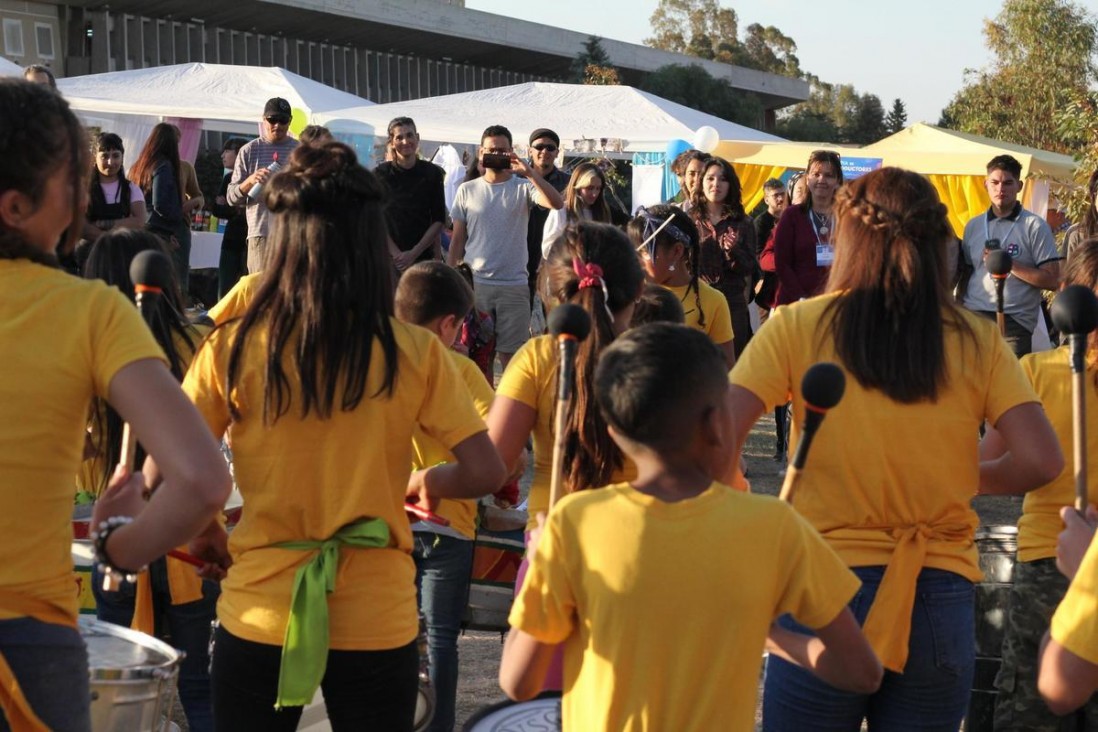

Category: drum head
[80, 617, 179, 680]
[462, 693, 561, 731]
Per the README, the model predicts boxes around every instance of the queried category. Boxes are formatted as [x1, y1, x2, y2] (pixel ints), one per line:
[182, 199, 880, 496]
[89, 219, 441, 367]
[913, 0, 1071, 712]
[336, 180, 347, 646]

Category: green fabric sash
[273, 517, 390, 708]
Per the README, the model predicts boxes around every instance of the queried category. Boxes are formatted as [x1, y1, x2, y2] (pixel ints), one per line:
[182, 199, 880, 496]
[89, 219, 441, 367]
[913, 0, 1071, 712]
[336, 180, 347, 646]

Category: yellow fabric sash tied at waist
[272, 518, 391, 708]
[823, 522, 973, 673]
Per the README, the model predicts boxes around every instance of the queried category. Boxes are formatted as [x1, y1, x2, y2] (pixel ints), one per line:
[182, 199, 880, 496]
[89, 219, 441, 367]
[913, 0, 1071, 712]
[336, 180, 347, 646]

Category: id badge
[816, 243, 835, 267]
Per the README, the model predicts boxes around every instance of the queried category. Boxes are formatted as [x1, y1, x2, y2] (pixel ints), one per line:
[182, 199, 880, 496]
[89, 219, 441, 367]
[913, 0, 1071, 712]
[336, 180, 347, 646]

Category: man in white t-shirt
[447, 125, 564, 371]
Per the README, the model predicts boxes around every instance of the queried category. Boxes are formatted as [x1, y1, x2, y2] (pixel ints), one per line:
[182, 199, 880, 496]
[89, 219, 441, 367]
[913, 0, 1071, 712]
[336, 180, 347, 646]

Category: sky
[464, 0, 1045, 125]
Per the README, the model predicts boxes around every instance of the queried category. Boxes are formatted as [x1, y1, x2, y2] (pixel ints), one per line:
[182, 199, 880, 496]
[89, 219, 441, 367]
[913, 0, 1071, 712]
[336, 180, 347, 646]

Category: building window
[35, 23, 54, 59]
[3, 19, 24, 57]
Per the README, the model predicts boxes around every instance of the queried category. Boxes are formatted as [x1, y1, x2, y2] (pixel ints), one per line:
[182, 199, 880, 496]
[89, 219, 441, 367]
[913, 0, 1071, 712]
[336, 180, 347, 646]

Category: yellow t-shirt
[729, 292, 1037, 670]
[496, 334, 637, 532]
[1017, 347, 1098, 562]
[207, 272, 260, 324]
[183, 319, 487, 649]
[509, 481, 859, 732]
[0, 260, 164, 625]
[1050, 533, 1098, 665]
[663, 281, 734, 346]
[411, 350, 494, 539]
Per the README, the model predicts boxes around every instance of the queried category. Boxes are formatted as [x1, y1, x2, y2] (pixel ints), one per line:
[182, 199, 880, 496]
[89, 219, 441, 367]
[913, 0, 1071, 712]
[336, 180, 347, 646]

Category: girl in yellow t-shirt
[628, 204, 736, 366]
[729, 167, 1062, 731]
[0, 80, 231, 731]
[983, 238, 1098, 727]
[177, 142, 504, 731]
[81, 229, 218, 732]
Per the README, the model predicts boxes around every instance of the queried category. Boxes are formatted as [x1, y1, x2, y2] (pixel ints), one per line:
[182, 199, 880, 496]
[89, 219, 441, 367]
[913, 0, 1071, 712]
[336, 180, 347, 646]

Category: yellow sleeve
[984, 327, 1040, 424]
[1051, 534, 1098, 665]
[90, 285, 168, 398]
[507, 502, 576, 643]
[773, 503, 861, 629]
[496, 337, 545, 410]
[181, 326, 233, 440]
[416, 334, 489, 450]
[706, 286, 734, 345]
[729, 306, 793, 411]
[208, 275, 256, 325]
[455, 353, 495, 420]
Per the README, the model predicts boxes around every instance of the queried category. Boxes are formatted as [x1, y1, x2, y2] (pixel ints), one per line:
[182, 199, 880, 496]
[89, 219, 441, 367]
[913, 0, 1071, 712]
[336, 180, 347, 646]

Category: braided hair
[627, 205, 705, 328]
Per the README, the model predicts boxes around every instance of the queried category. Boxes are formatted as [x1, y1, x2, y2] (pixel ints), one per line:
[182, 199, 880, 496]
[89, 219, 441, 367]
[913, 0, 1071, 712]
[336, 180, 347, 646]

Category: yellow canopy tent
[711, 140, 849, 213]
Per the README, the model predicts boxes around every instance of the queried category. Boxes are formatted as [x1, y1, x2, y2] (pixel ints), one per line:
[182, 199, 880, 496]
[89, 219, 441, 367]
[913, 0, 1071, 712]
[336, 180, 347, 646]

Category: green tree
[940, 0, 1097, 156]
[571, 36, 617, 84]
[640, 63, 763, 128]
[885, 98, 908, 134]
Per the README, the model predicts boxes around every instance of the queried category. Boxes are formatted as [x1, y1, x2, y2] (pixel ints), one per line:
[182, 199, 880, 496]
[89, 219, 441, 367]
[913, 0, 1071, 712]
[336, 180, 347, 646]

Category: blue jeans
[0, 617, 91, 732]
[93, 560, 219, 732]
[763, 566, 975, 732]
[413, 532, 474, 732]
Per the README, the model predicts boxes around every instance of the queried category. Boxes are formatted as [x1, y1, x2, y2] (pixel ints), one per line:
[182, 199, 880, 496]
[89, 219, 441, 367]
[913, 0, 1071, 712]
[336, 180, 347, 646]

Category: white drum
[463, 693, 561, 731]
[81, 617, 182, 732]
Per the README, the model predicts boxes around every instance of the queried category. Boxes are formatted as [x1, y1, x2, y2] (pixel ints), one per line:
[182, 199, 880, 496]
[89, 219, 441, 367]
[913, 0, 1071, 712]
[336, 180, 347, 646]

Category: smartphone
[482, 152, 512, 170]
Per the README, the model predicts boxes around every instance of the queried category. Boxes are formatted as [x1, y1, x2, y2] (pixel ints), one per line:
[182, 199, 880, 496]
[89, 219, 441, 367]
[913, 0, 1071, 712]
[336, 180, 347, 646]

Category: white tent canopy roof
[316, 81, 782, 152]
[56, 62, 372, 131]
[0, 57, 23, 77]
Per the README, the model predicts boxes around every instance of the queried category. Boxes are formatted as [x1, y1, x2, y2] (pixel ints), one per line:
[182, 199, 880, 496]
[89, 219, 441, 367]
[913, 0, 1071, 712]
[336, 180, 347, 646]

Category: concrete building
[2, 0, 807, 128]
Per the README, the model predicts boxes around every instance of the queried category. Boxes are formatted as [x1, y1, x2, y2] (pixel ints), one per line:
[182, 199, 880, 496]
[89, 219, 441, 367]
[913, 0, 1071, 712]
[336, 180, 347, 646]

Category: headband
[572, 257, 614, 320]
[635, 207, 692, 260]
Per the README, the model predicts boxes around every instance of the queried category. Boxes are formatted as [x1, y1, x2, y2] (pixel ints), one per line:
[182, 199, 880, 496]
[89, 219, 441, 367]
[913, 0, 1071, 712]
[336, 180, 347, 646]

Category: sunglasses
[266, 116, 290, 126]
[531, 144, 558, 152]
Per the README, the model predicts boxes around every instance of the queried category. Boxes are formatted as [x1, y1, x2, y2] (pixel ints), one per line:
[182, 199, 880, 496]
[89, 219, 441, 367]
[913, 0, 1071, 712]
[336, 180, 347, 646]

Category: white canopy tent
[315, 81, 782, 154]
[0, 57, 23, 77]
[56, 63, 375, 163]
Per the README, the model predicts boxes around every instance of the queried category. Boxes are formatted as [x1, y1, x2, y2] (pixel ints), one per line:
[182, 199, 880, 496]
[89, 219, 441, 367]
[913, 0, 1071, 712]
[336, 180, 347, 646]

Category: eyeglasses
[532, 144, 558, 152]
[265, 116, 290, 126]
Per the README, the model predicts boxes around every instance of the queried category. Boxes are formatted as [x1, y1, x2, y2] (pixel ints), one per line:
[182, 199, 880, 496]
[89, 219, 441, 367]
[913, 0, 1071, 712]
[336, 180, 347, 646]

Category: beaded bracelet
[90, 516, 147, 591]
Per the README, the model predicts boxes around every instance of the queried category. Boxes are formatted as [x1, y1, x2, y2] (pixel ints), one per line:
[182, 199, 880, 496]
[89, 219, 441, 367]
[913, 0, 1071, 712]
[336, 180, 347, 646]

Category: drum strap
[272, 517, 391, 709]
[0, 651, 49, 731]
[830, 522, 971, 673]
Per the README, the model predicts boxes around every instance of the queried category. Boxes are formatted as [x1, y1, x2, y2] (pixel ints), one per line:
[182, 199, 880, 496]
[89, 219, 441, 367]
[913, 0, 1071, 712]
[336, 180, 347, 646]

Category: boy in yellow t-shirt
[501, 324, 881, 731]
[395, 261, 498, 732]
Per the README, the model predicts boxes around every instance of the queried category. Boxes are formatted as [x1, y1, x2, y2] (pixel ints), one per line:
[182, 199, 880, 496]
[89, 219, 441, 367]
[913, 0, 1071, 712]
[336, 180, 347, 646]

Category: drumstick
[167, 549, 206, 568]
[987, 250, 1013, 339]
[405, 502, 451, 527]
[119, 250, 173, 472]
[1050, 285, 1098, 512]
[547, 304, 593, 510]
[779, 363, 846, 503]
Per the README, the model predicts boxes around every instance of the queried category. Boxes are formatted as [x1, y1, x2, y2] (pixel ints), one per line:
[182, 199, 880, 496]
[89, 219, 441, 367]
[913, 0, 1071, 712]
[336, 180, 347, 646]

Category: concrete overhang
[64, 0, 808, 109]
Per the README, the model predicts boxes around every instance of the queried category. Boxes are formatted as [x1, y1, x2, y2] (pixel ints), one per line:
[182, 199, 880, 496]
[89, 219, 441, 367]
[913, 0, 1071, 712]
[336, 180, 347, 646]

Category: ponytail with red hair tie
[572, 257, 614, 320]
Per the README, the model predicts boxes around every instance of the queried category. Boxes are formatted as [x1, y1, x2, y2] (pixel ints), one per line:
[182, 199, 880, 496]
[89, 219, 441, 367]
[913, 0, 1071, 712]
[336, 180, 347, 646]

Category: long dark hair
[0, 79, 87, 265]
[83, 229, 197, 493]
[1081, 170, 1098, 241]
[690, 157, 745, 220]
[627, 205, 705, 328]
[1062, 237, 1098, 388]
[226, 142, 398, 424]
[129, 123, 181, 196]
[539, 222, 644, 493]
[824, 167, 974, 403]
[88, 132, 133, 215]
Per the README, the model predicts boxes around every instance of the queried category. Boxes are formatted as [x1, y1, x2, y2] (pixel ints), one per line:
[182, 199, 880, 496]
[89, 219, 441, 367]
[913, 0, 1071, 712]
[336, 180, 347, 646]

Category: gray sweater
[226, 136, 299, 239]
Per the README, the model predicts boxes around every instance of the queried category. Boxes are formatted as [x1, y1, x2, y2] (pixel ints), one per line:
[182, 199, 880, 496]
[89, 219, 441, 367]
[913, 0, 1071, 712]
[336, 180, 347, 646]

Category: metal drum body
[81, 617, 182, 732]
[462, 692, 561, 732]
[464, 521, 525, 632]
[966, 525, 1017, 732]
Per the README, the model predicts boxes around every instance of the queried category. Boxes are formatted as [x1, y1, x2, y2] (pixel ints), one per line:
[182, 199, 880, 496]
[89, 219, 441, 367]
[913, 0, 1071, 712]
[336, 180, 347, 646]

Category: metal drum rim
[79, 617, 181, 681]
[974, 525, 1018, 539]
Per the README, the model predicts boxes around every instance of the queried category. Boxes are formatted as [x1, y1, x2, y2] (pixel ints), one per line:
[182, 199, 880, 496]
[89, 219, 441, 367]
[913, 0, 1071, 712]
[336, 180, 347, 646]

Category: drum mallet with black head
[119, 250, 173, 471]
[987, 249, 1014, 339]
[1050, 284, 1098, 512]
[779, 363, 846, 503]
[547, 303, 592, 510]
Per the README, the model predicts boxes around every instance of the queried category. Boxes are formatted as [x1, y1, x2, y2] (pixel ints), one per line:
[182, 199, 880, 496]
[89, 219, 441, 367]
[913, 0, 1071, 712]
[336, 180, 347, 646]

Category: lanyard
[809, 208, 830, 247]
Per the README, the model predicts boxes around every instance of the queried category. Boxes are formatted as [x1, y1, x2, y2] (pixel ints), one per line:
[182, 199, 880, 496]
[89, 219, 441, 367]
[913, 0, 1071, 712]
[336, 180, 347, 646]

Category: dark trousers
[974, 310, 1032, 358]
[210, 625, 419, 732]
[218, 241, 247, 300]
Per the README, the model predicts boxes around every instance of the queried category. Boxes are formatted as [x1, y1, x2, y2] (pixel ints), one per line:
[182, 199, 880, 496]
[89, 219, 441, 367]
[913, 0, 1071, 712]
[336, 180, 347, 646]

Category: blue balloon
[665, 138, 691, 162]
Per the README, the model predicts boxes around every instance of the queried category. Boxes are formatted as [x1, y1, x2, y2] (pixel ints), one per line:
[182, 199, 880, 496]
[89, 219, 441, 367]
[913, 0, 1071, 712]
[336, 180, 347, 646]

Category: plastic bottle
[247, 153, 281, 199]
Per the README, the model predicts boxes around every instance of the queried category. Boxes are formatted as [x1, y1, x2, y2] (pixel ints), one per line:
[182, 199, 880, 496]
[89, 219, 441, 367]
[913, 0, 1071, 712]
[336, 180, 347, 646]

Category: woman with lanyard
[172, 141, 504, 731]
[773, 150, 842, 306]
[728, 167, 1062, 731]
[0, 79, 231, 732]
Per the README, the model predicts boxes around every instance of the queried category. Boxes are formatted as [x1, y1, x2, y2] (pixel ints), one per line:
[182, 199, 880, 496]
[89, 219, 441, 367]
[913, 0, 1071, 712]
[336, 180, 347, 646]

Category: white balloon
[693, 125, 720, 153]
